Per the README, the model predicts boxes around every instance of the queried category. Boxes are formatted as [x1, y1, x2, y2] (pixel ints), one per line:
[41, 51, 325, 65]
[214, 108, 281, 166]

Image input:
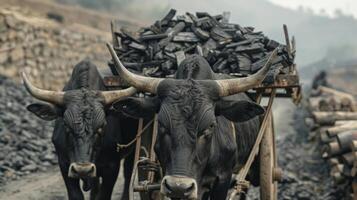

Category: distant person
[312, 70, 329, 89]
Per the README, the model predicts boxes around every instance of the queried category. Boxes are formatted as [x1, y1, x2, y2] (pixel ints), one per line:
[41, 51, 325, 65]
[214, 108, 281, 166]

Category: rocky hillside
[0, 7, 112, 90]
[0, 75, 55, 185]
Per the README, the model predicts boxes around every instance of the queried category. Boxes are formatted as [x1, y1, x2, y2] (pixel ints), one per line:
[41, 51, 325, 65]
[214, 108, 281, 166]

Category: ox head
[22, 67, 136, 179]
[107, 44, 276, 199]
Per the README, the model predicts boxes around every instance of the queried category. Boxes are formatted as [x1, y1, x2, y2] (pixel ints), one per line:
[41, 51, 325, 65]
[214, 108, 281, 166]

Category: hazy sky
[268, 0, 357, 18]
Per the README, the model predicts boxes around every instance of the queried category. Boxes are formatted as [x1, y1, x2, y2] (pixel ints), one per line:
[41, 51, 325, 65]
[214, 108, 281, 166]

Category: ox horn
[100, 87, 137, 105]
[215, 48, 278, 97]
[21, 72, 65, 105]
[106, 43, 164, 94]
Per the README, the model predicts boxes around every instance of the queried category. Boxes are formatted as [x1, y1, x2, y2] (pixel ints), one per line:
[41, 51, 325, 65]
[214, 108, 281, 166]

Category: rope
[117, 119, 154, 151]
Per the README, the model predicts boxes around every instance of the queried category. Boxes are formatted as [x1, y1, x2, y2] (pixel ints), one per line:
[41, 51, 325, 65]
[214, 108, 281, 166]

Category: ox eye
[159, 126, 167, 134]
[199, 123, 215, 138]
[65, 126, 71, 133]
[97, 128, 103, 134]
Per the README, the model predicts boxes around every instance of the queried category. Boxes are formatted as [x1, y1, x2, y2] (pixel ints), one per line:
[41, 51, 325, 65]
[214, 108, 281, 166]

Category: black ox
[107, 44, 277, 199]
[22, 60, 138, 200]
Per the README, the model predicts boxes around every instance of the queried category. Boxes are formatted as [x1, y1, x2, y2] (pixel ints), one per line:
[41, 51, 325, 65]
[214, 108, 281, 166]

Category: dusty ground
[0, 167, 127, 200]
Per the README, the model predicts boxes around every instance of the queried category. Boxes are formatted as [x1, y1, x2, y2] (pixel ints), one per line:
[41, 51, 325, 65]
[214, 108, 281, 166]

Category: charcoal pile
[305, 83, 357, 199]
[0, 75, 56, 186]
[110, 9, 295, 83]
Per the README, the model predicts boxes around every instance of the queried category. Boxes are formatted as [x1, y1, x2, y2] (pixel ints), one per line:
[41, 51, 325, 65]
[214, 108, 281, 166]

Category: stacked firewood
[306, 86, 357, 199]
[109, 9, 294, 83]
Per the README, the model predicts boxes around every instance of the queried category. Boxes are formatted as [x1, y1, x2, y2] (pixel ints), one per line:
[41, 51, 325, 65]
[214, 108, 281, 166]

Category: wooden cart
[103, 25, 301, 200]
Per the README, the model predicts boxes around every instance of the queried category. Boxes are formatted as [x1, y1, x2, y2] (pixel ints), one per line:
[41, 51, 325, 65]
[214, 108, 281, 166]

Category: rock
[5, 15, 18, 29]
[0, 16, 7, 33]
[20, 164, 37, 172]
[9, 46, 24, 61]
[0, 52, 8, 64]
[0, 75, 55, 185]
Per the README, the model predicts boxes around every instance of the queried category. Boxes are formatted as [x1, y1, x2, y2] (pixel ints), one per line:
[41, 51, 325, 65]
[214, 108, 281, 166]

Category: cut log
[319, 130, 336, 144]
[330, 164, 345, 183]
[327, 158, 340, 166]
[308, 97, 322, 111]
[332, 172, 345, 184]
[341, 151, 357, 166]
[327, 141, 342, 157]
[318, 86, 354, 101]
[326, 138, 357, 159]
[326, 124, 357, 137]
[335, 120, 357, 126]
[337, 130, 357, 153]
[318, 86, 356, 111]
[342, 164, 352, 177]
[312, 111, 357, 125]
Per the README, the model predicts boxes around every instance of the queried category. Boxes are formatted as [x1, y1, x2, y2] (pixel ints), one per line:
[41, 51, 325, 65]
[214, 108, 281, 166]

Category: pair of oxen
[22, 43, 277, 200]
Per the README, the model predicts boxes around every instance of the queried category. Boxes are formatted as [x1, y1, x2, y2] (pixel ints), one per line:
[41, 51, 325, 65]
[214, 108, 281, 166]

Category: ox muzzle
[68, 162, 96, 178]
[161, 175, 198, 199]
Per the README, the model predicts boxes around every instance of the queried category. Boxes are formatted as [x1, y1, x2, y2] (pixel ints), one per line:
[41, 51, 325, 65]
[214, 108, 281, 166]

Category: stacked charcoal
[305, 84, 357, 199]
[110, 9, 295, 83]
[0, 75, 56, 186]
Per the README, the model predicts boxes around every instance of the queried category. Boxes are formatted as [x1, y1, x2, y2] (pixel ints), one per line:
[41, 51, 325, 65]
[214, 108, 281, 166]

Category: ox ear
[27, 103, 60, 121]
[112, 97, 160, 119]
[215, 100, 265, 122]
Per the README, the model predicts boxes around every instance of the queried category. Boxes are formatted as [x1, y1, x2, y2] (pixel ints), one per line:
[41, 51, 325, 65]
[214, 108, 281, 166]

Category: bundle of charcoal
[109, 9, 295, 83]
[305, 85, 357, 199]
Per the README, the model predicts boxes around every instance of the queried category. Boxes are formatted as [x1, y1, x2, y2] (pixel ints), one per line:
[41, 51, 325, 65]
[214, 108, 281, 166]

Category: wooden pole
[148, 115, 158, 183]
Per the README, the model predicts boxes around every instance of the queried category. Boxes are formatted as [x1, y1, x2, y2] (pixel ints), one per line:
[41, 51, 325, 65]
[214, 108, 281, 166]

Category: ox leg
[97, 162, 120, 200]
[59, 161, 84, 200]
[210, 174, 232, 200]
[121, 152, 134, 200]
[90, 178, 100, 200]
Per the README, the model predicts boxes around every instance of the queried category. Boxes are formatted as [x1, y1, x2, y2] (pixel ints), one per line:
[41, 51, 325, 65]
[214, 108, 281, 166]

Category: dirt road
[0, 168, 125, 200]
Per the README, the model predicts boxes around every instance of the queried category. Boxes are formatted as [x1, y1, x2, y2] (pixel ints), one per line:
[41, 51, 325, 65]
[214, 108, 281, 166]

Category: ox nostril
[71, 166, 77, 173]
[161, 176, 197, 199]
[164, 179, 172, 192]
[69, 163, 96, 178]
[185, 183, 194, 192]
[164, 177, 194, 192]
[88, 165, 95, 173]
[184, 183, 195, 196]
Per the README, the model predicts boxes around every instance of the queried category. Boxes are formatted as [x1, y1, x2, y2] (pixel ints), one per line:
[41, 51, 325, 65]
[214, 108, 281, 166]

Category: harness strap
[231, 122, 236, 141]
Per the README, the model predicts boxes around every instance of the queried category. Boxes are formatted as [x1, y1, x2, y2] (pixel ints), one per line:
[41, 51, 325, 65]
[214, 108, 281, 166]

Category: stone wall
[0, 7, 110, 90]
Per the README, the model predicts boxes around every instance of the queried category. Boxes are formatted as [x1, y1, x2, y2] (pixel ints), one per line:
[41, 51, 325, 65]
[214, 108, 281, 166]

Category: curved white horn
[21, 72, 65, 105]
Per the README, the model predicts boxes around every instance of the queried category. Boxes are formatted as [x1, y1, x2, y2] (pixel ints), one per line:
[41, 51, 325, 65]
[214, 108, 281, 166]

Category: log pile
[109, 9, 295, 83]
[306, 85, 357, 199]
